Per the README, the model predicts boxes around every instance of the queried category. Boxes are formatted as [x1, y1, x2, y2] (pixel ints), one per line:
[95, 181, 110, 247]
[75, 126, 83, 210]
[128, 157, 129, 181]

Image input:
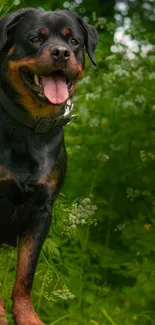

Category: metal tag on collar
[64, 99, 74, 117]
[64, 99, 77, 125]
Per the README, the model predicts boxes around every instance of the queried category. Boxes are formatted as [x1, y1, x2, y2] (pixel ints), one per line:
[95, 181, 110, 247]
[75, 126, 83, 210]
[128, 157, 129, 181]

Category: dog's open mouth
[20, 68, 74, 105]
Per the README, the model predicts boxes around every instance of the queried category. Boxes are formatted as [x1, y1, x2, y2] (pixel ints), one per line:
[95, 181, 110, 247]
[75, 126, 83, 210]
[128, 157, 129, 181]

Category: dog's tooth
[34, 74, 40, 86]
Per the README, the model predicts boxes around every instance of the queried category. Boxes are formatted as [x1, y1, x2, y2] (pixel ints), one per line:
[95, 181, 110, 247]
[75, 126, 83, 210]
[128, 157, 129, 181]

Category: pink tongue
[41, 75, 69, 105]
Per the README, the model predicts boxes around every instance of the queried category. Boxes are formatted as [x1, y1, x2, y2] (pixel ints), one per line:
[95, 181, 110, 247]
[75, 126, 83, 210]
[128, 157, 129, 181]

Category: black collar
[0, 88, 77, 133]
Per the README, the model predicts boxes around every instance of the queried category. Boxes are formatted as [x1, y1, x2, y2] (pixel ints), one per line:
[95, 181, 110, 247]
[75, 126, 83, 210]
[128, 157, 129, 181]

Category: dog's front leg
[12, 204, 51, 325]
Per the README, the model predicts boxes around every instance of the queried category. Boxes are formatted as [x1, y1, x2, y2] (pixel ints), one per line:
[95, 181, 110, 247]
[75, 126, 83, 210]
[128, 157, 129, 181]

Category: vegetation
[1, 1, 155, 324]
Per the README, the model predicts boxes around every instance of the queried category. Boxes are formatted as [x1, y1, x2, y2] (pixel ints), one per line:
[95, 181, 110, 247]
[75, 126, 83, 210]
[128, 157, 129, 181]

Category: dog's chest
[0, 133, 64, 246]
[0, 133, 61, 197]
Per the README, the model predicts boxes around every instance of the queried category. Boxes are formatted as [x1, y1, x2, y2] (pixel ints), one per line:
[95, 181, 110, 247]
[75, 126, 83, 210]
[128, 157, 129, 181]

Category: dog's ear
[77, 18, 98, 66]
[63, 11, 98, 66]
[0, 8, 41, 53]
[0, 9, 26, 52]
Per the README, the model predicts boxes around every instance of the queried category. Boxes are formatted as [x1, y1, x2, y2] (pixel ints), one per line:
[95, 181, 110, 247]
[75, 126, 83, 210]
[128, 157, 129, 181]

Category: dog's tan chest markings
[37, 167, 60, 193]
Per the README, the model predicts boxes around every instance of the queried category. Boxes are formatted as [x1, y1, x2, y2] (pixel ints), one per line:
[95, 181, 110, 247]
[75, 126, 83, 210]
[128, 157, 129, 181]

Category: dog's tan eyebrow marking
[40, 27, 49, 35]
[61, 27, 71, 36]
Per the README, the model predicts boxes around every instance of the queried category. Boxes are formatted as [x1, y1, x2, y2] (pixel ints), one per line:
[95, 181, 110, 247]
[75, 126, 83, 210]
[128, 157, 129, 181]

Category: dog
[0, 7, 98, 325]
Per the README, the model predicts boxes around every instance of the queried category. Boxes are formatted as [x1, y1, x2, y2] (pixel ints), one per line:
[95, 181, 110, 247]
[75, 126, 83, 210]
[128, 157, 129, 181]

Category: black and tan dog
[0, 7, 98, 325]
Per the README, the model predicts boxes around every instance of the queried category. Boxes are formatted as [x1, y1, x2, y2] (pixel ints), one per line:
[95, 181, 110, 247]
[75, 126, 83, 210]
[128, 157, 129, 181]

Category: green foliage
[0, 0, 115, 17]
[1, 1, 155, 325]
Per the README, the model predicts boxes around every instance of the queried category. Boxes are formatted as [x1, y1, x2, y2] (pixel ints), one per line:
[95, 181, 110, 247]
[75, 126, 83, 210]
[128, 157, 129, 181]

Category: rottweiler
[0, 7, 98, 325]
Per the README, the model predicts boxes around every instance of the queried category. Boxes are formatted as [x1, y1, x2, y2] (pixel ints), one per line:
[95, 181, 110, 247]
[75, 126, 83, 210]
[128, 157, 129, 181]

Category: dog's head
[0, 8, 98, 118]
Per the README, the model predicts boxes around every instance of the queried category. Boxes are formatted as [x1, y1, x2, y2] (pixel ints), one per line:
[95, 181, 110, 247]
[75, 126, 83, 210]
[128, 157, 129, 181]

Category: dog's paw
[13, 315, 44, 325]
[13, 301, 44, 325]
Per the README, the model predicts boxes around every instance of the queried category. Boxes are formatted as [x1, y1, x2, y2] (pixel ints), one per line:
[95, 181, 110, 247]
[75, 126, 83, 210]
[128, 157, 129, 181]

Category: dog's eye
[70, 38, 79, 46]
[30, 37, 42, 44]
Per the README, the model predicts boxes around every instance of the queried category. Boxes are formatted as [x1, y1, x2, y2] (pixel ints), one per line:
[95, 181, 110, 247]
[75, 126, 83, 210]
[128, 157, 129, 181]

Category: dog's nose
[51, 46, 70, 61]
